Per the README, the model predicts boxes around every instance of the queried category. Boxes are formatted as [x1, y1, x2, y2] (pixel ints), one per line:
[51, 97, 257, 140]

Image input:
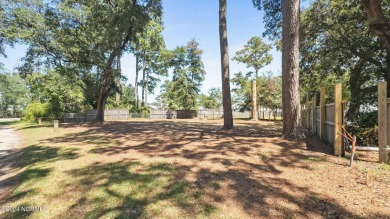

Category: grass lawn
[0, 119, 389, 218]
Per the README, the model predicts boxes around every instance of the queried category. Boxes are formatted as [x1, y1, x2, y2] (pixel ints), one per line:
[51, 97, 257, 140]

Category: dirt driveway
[0, 121, 21, 202]
[0, 124, 20, 156]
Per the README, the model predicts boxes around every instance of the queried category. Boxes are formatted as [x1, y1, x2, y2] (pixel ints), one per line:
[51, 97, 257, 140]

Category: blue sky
[2, 0, 282, 103]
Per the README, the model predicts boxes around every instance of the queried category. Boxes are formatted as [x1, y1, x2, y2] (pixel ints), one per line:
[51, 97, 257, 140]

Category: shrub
[131, 106, 150, 118]
[346, 111, 378, 146]
[23, 101, 49, 122]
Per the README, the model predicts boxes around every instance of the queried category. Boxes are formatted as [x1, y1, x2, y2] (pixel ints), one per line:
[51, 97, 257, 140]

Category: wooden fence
[64, 109, 129, 122]
[257, 108, 283, 120]
[198, 110, 252, 119]
[325, 103, 335, 146]
[304, 82, 389, 163]
[150, 109, 253, 119]
[198, 109, 223, 119]
[302, 84, 343, 156]
[86, 110, 97, 122]
[150, 110, 197, 119]
[64, 113, 86, 123]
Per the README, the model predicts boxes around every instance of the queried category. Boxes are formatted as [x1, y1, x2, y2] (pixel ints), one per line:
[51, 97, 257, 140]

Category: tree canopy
[158, 39, 205, 110]
[232, 37, 273, 78]
[2, 0, 162, 121]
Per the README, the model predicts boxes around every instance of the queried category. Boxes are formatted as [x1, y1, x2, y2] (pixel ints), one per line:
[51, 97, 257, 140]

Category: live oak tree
[219, 0, 234, 129]
[362, 0, 390, 95]
[300, 0, 384, 121]
[232, 37, 273, 78]
[2, 0, 162, 122]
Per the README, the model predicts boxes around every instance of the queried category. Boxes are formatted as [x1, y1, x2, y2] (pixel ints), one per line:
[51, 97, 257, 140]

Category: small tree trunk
[262, 106, 265, 119]
[145, 68, 149, 106]
[134, 54, 139, 108]
[251, 80, 258, 120]
[219, 0, 233, 129]
[274, 109, 276, 121]
[141, 61, 146, 107]
[281, 0, 304, 139]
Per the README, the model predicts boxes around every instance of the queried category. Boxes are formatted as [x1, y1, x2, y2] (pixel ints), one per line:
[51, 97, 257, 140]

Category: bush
[346, 125, 378, 146]
[356, 111, 377, 128]
[346, 111, 378, 146]
[130, 106, 150, 118]
[23, 102, 49, 122]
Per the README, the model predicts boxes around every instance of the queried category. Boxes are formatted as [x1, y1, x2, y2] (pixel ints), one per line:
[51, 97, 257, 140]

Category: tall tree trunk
[96, 68, 113, 122]
[345, 61, 364, 122]
[281, 0, 304, 139]
[134, 54, 139, 108]
[95, 25, 133, 122]
[96, 51, 124, 122]
[219, 0, 233, 129]
[141, 59, 146, 107]
[386, 51, 390, 95]
[251, 80, 258, 120]
[145, 68, 149, 106]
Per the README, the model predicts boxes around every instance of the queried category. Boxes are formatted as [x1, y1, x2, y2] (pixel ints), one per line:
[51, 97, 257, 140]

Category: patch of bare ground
[1, 119, 389, 218]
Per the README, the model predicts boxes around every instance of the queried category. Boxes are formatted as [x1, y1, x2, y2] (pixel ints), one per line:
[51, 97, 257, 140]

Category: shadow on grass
[14, 124, 53, 131]
[44, 121, 377, 217]
[0, 145, 79, 170]
[0, 144, 80, 218]
[62, 161, 215, 218]
[1, 120, 388, 218]
[0, 166, 52, 219]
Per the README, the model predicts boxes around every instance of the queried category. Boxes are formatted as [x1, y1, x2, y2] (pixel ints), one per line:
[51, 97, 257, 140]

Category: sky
[1, 0, 282, 103]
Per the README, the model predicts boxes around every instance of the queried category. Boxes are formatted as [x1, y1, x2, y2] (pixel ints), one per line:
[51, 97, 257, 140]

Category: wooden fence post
[312, 95, 317, 134]
[306, 99, 310, 130]
[53, 120, 59, 132]
[334, 83, 343, 156]
[251, 80, 258, 120]
[320, 88, 326, 141]
[378, 81, 388, 163]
